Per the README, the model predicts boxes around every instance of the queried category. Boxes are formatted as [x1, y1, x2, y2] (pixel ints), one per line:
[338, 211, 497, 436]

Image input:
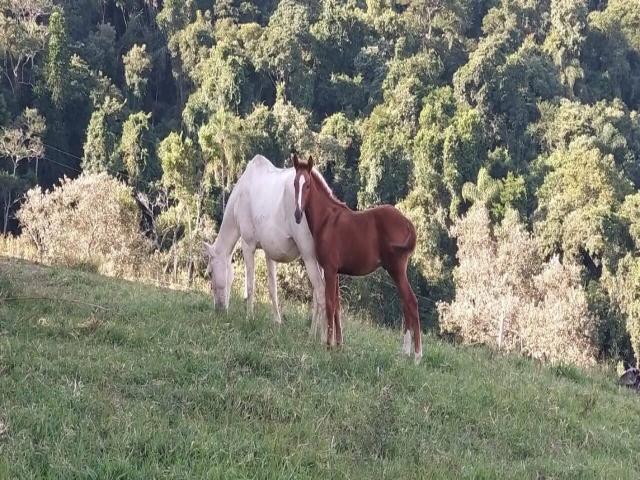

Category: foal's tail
[391, 219, 417, 254]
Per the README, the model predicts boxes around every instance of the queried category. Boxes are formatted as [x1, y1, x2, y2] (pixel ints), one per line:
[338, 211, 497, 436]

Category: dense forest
[1, 0, 639, 366]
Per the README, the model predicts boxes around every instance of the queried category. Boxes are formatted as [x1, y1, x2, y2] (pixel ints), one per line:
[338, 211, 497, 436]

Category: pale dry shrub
[17, 173, 150, 276]
[523, 257, 597, 366]
[438, 205, 598, 367]
[0, 234, 38, 259]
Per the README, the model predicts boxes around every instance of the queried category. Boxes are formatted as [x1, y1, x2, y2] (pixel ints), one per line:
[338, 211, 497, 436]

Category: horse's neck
[213, 195, 240, 257]
[306, 184, 342, 235]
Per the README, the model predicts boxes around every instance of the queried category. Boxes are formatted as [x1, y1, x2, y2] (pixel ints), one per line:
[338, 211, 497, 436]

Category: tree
[358, 104, 412, 208]
[84, 23, 117, 76]
[45, 9, 70, 108]
[123, 44, 152, 104]
[166, 9, 214, 104]
[0, 0, 53, 94]
[0, 108, 45, 176]
[255, 0, 315, 108]
[0, 107, 45, 233]
[159, 131, 214, 283]
[118, 111, 155, 188]
[534, 139, 633, 268]
[411, 87, 487, 218]
[82, 97, 126, 175]
[317, 113, 361, 208]
[543, 0, 588, 97]
[198, 108, 247, 210]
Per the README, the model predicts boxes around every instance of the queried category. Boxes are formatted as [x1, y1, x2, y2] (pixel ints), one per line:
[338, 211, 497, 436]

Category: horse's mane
[311, 168, 348, 209]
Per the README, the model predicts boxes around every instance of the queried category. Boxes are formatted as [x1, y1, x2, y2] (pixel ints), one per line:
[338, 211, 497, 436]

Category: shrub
[17, 173, 149, 276]
[438, 206, 598, 367]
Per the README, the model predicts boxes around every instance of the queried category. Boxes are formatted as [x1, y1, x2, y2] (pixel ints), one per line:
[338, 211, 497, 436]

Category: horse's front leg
[302, 256, 326, 343]
[265, 256, 282, 324]
[324, 271, 338, 348]
[241, 240, 256, 318]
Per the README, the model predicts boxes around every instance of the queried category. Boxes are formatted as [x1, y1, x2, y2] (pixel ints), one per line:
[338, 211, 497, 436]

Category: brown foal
[292, 153, 422, 361]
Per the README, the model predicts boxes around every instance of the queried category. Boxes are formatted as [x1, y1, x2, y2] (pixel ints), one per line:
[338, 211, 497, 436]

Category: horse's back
[231, 155, 303, 261]
[362, 205, 416, 253]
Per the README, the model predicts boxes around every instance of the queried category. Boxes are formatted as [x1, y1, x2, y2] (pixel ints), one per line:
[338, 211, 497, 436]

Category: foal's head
[203, 241, 234, 310]
[292, 152, 314, 224]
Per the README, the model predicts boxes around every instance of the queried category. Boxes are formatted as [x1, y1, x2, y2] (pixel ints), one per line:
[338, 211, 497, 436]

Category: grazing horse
[204, 154, 326, 338]
[292, 153, 422, 362]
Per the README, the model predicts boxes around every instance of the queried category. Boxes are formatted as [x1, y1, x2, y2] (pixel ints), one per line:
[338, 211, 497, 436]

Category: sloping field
[1, 257, 639, 479]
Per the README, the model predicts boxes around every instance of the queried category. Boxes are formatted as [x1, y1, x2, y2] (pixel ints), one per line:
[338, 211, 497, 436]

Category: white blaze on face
[297, 176, 306, 212]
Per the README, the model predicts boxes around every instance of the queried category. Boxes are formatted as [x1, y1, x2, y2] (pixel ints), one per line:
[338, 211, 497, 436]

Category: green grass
[1, 257, 639, 479]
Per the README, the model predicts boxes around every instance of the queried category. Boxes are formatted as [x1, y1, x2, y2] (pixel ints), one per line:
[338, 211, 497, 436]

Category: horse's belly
[258, 236, 299, 263]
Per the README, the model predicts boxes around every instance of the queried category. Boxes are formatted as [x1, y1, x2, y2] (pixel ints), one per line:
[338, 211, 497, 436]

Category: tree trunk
[2, 191, 11, 235]
[172, 229, 178, 282]
[186, 209, 194, 287]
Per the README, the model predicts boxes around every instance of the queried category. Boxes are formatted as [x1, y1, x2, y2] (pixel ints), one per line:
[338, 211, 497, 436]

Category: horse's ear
[291, 151, 300, 169]
[307, 155, 314, 171]
[202, 241, 214, 258]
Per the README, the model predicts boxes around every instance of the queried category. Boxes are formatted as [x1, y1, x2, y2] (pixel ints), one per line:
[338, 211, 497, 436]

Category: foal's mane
[311, 168, 348, 209]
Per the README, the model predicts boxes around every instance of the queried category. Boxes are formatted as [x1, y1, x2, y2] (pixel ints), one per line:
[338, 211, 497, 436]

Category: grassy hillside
[1, 257, 639, 479]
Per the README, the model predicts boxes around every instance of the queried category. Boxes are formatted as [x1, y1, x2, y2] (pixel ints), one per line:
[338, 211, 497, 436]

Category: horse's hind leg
[388, 261, 422, 362]
[266, 256, 282, 324]
[241, 240, 256, 317]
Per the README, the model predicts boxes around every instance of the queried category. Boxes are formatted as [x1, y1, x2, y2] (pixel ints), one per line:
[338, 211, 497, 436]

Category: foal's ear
[291, 150, 300, 169]
[306, 155, 314, 170]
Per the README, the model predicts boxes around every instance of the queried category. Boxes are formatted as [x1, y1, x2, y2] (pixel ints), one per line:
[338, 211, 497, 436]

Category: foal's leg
[266, 256, 282, 324]
[324, 272, 338, 347]
[241, 240, 255, 317]
[389, 263, 422, 362]
[334, 276, 343, 346]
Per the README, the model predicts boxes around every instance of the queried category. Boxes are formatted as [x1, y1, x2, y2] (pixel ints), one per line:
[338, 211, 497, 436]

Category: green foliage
[198, 109, 247, 191]
[119, 112, 156, 187]
[544, 0, 588, 97]
[83, 23, 117, 77]
[534, 99, 640, 187]
[158, 132, 202, 202]
[255, 0, 315, 108]
[382, 50, 444, 125]
[122, 44, 152, 103]
[82, 98, 126, 175]
[534, 140, 633, 266]
[358, 105, 412, 208]
[45, 9, 70, 108]
[317, 113, 361, 207]
[412, 87, 487, 218]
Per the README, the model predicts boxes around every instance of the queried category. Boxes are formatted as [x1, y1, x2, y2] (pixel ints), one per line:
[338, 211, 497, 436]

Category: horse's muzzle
[294, 209, 302, 224]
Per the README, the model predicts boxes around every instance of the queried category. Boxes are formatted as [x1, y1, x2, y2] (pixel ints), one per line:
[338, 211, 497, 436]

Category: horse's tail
[391, 219, 417, 254]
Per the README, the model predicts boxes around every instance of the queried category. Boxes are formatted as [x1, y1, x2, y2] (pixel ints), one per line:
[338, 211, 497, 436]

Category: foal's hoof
[414, 351, 423, 365]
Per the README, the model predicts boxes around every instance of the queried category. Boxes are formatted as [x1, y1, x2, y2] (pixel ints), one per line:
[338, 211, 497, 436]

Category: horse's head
[292, 152, 314, 224]
[203, 241, 234, 310]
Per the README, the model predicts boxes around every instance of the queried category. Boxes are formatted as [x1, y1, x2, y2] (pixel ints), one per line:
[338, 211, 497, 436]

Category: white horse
[204, 154, 326, 338]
